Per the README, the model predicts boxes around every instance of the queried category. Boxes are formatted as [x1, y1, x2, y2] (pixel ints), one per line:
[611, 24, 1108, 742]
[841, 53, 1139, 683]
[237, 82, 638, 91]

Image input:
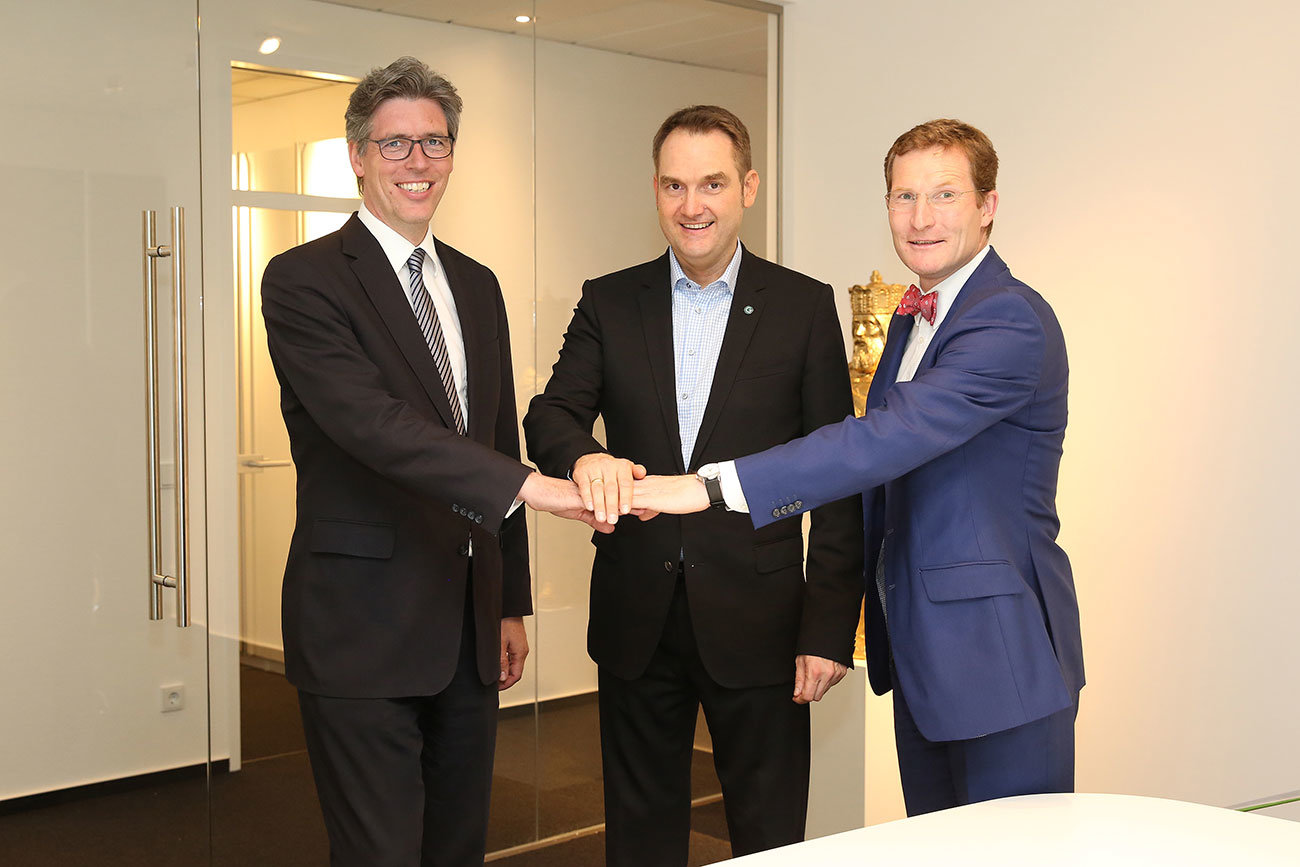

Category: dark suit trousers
[298, 568, 498, 867]
[891, 664, 1077, 816]
[598, 574, 810, 866]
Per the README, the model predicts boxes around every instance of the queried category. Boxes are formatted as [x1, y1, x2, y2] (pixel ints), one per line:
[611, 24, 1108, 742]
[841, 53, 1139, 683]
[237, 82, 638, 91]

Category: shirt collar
[357, 203, 436, 278]
[916, 242, 991, 330]
[668, 240, 743, 294]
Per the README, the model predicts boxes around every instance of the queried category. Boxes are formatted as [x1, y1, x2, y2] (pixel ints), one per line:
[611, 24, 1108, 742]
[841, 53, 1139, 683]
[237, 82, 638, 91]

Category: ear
[349, 140, 365, 184]
[979, 189, 999, 229]
[741, 169, 760, 208]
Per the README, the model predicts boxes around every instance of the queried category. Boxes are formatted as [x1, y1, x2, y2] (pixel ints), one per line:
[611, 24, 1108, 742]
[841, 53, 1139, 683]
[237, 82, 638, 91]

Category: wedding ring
[591, 478, 605, 485]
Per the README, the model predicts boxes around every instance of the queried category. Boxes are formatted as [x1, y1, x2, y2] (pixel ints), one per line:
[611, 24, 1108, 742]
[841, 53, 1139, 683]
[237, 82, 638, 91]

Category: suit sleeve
[795, 285, 866, 665]
[522, 281, 610, 476]
[737, 290, 1046, 528]
[261, 252, 532, 534]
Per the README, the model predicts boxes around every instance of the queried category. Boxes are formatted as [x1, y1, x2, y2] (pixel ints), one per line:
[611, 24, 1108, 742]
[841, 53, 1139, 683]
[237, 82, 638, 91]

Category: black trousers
[298, 583, 498, 866]
[598, 575, 810, 866]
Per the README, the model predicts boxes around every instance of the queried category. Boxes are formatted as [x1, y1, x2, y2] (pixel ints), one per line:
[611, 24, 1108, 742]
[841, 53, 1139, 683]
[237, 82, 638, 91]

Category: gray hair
[345, 56, 463, 149]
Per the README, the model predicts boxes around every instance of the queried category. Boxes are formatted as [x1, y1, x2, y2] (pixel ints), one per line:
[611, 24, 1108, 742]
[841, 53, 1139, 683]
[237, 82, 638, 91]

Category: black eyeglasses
[367, 136, 455, 160]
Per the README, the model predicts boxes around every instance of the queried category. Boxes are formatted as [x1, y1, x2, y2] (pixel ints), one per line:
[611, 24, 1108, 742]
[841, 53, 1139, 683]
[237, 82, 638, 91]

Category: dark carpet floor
[0, 664, 730, 865]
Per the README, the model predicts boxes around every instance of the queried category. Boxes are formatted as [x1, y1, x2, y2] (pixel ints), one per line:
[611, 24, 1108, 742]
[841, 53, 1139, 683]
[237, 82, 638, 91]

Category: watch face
[697, 462, 720, 480]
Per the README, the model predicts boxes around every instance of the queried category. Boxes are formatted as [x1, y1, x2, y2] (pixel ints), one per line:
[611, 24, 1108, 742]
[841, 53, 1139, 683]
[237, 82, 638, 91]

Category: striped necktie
[406, 247, 465, 435]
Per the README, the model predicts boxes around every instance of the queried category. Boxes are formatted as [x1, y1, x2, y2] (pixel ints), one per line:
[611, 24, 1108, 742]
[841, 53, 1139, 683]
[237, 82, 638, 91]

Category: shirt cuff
[718, 460, 750, 513]
[505, 497, 524, 519]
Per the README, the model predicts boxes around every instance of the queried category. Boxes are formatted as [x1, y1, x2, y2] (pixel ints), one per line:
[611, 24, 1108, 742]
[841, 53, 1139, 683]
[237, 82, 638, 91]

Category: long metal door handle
[143, 211, 167, 620]
[143, 207, 190, 627]
[169, 206, 191, 628]
[238, 454, 293, 469]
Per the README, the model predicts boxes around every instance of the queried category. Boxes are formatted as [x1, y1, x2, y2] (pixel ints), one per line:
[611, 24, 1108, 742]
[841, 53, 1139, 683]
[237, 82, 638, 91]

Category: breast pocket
[919, 560, 1025, 602]
[734, 364, 792, 383]
[309, 518, 395, 559]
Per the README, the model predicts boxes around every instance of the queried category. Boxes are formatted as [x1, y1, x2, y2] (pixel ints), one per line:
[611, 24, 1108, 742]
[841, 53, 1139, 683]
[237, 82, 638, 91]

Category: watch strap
[701, 473, 726, 510]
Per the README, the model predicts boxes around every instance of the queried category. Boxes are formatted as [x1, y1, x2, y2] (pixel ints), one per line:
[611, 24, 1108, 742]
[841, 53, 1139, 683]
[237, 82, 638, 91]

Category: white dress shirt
[716, 244, 992, 513]
[357, 204, 469, 425]
[670, 240, 743, 468]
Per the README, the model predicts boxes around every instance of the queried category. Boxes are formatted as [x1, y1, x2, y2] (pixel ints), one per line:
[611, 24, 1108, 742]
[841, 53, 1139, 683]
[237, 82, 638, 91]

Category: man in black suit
[523, 105, 864, 865]
[260, 57, 595, 866]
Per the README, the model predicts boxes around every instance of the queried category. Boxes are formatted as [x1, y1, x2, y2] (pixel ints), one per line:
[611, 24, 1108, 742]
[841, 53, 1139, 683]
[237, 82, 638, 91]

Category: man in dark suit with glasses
[261, 56, 598, 866]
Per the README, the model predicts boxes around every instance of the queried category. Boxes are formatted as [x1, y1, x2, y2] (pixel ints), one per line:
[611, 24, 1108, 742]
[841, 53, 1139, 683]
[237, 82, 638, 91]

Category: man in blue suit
[632, 119, 1083, 816]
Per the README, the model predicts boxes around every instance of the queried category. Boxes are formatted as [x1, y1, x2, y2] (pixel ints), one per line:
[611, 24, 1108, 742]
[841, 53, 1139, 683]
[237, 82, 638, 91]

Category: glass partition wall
[526, 2, 778, 857]
[0, 1, 777, 862]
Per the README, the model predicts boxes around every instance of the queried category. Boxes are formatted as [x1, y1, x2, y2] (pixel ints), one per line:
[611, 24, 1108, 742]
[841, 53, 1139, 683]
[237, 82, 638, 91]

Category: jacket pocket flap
[310, 519, 395, 559]
[754, 536, 804, 573]
[920, 561, 1023, 602]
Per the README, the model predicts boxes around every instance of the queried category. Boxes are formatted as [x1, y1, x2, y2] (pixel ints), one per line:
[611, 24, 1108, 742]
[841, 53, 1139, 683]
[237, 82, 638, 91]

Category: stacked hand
[517, 471, 615, 532]
[573, 457, 714, 521]
[629, 472, 710, 517]
[520, 463, 714, 532]
[572, 453, 648, 525]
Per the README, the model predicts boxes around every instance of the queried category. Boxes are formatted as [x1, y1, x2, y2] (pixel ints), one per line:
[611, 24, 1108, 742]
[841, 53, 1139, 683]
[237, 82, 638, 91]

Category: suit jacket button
[794, 500, 803, 509]
[771, 508, 781, 518]
[475, 514, 483, 524]
[457, 543, 470, 556]
[663, 561, 674, 572]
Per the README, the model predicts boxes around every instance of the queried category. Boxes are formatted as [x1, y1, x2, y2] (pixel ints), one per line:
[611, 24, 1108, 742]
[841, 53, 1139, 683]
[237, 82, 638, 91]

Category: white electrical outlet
[160, 683, 185, 713]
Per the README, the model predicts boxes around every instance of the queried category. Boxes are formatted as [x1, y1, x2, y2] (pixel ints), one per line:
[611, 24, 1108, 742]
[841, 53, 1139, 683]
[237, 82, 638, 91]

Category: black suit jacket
[524, 248, 864, 688]
[261, 214, 532, 699]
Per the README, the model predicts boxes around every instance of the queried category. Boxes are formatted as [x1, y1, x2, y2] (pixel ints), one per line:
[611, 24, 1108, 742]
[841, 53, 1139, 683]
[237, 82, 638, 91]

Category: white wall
[782, 0, 1300, 826]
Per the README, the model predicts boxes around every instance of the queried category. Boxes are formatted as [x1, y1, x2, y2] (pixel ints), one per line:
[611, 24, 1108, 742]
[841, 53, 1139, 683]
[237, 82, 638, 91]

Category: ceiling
[231, 67, 351, 106]
[314, 0, 771, 75]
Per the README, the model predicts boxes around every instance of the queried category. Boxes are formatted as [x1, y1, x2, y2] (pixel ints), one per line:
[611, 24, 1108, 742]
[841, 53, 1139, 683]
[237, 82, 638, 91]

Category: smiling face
[888, 146, 998, 290]
[349, 97, 453, 244]
[653, 129, 758, 286]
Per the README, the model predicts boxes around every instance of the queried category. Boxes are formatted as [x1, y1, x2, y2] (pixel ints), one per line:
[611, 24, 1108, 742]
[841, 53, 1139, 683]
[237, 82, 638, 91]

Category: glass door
[194, 0, 780, 862]
[0, 1, 212, 863]
[196, 1, 544, 860]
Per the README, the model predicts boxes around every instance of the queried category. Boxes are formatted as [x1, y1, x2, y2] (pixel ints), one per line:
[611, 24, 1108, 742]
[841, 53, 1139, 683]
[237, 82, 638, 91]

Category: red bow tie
[897, 284, 937, 325]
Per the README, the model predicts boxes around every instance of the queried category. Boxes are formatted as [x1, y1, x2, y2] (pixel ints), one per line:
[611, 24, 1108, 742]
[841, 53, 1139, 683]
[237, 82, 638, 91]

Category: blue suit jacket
[736, 248, 1083, 742]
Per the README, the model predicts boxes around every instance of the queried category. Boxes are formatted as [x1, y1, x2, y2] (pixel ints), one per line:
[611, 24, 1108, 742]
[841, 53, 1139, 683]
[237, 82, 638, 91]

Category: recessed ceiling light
[515, 15, 531, 24]
[258, 36, 281, 55]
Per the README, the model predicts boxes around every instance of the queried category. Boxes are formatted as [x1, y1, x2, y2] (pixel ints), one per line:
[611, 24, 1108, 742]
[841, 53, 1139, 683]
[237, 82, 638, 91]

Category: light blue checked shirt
[669, 241, 743, 469]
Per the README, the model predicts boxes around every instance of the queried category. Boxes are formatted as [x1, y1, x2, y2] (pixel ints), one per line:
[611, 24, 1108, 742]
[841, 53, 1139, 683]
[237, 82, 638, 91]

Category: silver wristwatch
[695, 463, 728, 511]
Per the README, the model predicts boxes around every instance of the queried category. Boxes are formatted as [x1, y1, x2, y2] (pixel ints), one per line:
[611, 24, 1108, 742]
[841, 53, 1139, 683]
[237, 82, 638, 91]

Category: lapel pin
[743, 305, 754, 315]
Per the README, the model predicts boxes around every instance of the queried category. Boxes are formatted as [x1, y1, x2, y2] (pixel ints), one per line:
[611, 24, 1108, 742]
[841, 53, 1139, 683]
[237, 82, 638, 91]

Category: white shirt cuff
[718, 460, 750, 513]
[505, 497, 524, 519]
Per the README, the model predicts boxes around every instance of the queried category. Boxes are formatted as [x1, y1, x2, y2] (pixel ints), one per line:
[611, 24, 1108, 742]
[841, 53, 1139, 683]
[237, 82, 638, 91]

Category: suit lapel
[637, 254, 686, 473]
[341, 215, 460, 433]
[687, 249, 762, 469]
[435, 237, 483, 440]
[916, 245, 1010, 374]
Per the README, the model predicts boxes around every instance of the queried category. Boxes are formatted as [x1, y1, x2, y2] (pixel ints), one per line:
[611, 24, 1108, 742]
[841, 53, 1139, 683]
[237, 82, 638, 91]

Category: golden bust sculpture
[847, 270, 907, 661]
[847, 270, 906, 416]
